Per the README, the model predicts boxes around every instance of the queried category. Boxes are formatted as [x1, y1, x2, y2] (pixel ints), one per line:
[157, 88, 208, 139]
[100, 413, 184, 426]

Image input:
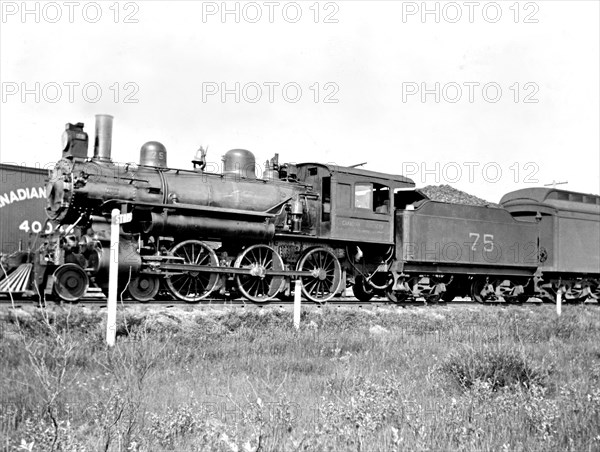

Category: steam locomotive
[38, 115, 600, 304]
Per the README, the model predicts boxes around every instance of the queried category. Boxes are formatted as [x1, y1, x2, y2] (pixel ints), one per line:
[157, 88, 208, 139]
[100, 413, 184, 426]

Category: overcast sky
[1, 0, 598, 202]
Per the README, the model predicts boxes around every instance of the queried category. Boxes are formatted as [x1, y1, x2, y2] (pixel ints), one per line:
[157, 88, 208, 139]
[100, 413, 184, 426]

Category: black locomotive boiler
[39, 115, 600, 304]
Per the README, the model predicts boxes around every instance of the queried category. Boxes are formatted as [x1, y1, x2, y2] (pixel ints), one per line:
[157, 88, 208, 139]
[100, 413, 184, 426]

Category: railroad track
[1, 295, 596, 309]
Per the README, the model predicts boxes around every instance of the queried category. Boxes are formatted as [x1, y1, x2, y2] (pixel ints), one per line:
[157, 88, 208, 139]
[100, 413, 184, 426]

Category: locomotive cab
[297, 163, 415, 244]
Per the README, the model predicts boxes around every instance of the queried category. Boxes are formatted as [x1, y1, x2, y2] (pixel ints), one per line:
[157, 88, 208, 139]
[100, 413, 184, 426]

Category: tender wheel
[234, 245, 285, 303]
[352, 275, 375, 302]
[493, 279, 526, 303]
[426, 293, 442, 304]
[441, 278, 463, 302]
[385, 277, 413, 304]
[297, 248, 342, 303]
[128, 275, 160, 302]
[539, 286, 557, 304]
[564, 282, 585, 303]
[53, 264, 89, 302]
[386, 289, 409, 305]
[368, 272, 394, 291]
[470, 278, 487, 303]
[166, 240, 219, 302]
[591, 283, 600, 301]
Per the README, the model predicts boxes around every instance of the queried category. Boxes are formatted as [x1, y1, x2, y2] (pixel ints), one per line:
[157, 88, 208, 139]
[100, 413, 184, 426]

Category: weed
[441, 345, 547, 391]
[1, 304, 598, 451]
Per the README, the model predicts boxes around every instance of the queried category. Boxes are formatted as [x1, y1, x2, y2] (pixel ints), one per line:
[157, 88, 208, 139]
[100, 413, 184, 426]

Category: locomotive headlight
[61, 122, 89, 159]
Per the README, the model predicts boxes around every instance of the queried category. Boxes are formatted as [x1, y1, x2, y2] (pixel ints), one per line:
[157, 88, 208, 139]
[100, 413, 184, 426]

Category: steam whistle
[264, 153, 280, 179]
[270, 153, 279, 170]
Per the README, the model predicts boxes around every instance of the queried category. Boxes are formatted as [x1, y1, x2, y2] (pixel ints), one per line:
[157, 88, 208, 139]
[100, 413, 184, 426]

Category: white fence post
[106, 209, 120, 347]
[293, 280, 302, 329]
[556, 289, 562, 317]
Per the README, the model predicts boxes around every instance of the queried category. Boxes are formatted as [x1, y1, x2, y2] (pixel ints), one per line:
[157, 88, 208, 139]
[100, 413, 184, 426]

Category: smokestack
[93, 114, 113, 161]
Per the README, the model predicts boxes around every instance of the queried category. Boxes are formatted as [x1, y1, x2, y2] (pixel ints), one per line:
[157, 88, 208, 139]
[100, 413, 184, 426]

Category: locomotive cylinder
[93, 114, 114, 162]
[95, 240, 142, 287]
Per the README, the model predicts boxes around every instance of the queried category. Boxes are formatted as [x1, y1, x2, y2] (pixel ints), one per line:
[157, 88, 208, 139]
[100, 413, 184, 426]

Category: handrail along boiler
[41, 115, 600, 303]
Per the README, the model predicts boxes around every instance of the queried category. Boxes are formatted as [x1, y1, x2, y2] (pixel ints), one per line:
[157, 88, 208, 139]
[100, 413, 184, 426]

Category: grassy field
[0, 303, 599, 451]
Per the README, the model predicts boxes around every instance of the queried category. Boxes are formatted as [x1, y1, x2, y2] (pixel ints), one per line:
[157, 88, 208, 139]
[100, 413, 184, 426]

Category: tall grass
[1, 305, 599, 451]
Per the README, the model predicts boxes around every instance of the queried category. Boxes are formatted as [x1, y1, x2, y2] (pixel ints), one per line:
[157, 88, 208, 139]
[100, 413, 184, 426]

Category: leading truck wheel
[166, 240, 219, 302]
[53, 264, 89, 302]
[128, 275, 160, 303]
[297, 248, 342, 304]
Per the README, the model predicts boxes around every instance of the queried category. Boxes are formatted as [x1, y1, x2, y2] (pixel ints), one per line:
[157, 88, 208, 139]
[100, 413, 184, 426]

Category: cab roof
[297, 162, 415, 186]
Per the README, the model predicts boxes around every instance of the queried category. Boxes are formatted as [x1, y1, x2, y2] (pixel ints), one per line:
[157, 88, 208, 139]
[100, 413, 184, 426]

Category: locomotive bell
[222, 149, 256, 179]
[140, 141, 168, 167]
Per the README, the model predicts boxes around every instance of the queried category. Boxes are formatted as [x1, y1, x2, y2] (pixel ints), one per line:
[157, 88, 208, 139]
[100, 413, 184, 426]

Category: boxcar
[0, 163, 52, 255]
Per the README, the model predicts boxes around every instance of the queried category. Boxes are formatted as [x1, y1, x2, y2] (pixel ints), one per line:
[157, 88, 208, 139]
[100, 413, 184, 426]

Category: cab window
[373, 184, 390, 214]
[354, 183, 390, 214]
[354, 183, 372, 209]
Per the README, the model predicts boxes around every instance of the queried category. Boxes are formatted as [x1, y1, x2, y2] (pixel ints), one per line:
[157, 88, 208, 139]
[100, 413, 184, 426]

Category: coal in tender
[420, 185, 500, 208]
